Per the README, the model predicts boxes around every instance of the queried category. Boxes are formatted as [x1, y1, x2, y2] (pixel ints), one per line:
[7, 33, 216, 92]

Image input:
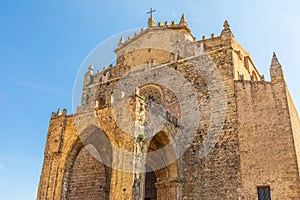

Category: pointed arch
[61, 125, 112, 200]
[146, 131, 181, 200]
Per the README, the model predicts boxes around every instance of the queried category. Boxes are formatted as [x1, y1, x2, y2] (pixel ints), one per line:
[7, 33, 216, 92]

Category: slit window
[257, 186, 271, 200]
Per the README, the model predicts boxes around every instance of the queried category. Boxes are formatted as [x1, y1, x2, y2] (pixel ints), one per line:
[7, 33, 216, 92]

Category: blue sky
[0, 1, 299, 199]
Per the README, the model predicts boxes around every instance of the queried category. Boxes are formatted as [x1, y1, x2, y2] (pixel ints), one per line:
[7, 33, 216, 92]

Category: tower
[37, 14, 300, 200]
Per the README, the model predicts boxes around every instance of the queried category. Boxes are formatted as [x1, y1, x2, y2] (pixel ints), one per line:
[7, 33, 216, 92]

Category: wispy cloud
[17, 81, 70, 97]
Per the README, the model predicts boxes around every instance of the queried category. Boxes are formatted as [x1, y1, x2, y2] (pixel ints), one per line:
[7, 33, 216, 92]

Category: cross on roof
[147, 8, 156, 18]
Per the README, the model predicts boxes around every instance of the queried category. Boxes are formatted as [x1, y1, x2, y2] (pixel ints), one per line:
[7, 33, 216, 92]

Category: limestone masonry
[37, 14, 300, 200]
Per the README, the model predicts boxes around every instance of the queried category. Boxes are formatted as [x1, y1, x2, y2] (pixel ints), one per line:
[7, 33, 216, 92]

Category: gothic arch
[146, 131, 181, 200]
[61, 125, 112, 200]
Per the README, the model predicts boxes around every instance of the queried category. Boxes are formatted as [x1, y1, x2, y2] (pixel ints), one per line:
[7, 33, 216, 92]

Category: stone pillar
[132, 88, 147, 200]
[155, 180, 182, 200]
[109, 89, 147, 200]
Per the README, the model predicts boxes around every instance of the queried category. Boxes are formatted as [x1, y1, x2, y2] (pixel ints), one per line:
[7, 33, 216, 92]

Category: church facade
[37, 15, 300, 200]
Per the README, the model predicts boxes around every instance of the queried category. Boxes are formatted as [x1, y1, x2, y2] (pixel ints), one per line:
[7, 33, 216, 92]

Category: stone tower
[37, 14, 300, 200]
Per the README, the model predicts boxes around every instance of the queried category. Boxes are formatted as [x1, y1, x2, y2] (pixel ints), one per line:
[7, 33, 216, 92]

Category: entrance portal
[144, 165, 157, 200]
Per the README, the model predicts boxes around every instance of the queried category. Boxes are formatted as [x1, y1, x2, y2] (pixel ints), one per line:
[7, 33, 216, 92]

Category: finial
[179, 13, 187, 25]
[221, 20, 234, 39]
[88, 65, 94, 75]
[223, 20, 230, 29]
[119, 36, 124, 45]
[271, 52, 281, 67]
[270, 51, 284, 82]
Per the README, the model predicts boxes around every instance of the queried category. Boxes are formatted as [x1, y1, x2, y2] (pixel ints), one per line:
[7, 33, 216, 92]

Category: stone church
[37, 14, 300, 200]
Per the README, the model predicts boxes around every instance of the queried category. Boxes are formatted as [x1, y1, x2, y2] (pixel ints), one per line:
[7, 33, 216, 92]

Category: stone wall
[37, 18, 300, 200]
[179, 38, 243, 199]
[235, 80, 300, 199]
[66, 147, 108, 200]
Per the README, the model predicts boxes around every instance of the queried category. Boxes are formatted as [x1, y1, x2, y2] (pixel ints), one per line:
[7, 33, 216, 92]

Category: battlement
[77, 17, 287, 114]
[116, 15, 235, 55]
[116, 19, 237, 58]
[116, 14, 195, 52]
[38, 13, 300, 200]
[51, 108, 67, 119]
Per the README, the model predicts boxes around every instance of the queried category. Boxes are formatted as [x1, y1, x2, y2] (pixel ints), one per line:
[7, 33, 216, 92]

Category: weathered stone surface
[37, 16, 300, 200]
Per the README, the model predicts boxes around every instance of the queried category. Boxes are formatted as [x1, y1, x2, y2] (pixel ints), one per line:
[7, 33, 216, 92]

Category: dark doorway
[144, 165, 157, 200]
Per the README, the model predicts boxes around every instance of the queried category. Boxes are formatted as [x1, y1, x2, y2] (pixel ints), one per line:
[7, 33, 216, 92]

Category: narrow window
[257, 186, 271, 200]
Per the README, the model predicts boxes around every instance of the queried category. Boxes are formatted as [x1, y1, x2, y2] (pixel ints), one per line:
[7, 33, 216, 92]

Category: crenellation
[37, 15, 300, 200]
[118, 36, 124, 46]
[117, 15, 195, 52]
[88, 64, 94, 75]
[50, 108, 67, 119]
[51, 112, 56, 118]
[57, 108, 62, 116]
